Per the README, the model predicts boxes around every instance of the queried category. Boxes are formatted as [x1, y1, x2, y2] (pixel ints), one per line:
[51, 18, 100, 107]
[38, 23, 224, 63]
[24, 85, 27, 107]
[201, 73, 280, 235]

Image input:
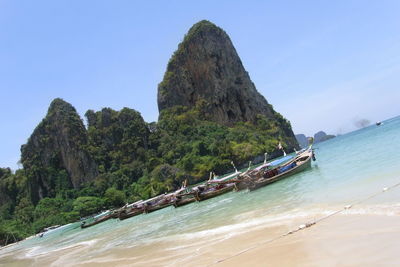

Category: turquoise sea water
[1, 116, 400, 265]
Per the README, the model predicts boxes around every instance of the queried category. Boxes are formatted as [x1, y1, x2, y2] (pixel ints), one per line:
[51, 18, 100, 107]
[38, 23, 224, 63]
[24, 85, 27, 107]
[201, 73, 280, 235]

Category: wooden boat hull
[235, 178, 253, 191]
[197, 183, 235, 201]
[174, 183, 236, 206]
[144, 202, 173, 213]
[232, 155, 303, 192]
[248, 152, 312, 191]
[173, 196, 197, 207]
[111, 210, 121, 219]
[118, 209, 143, 220]
[81, 214, 113, 228]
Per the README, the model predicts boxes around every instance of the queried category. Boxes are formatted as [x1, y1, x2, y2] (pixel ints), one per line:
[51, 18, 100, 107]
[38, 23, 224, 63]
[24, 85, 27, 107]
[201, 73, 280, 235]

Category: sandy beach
[75, 214, 400, 267]
[166, 214, 399, 267]
[177, 214, 400, 267]
[212, 214, 400, 267]
[2, 119, 400, 267]
[2, 213, 398, 267]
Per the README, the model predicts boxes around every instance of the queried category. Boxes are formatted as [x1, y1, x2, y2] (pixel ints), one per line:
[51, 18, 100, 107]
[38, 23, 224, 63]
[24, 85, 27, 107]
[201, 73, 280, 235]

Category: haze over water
[1, 116, 400, 266]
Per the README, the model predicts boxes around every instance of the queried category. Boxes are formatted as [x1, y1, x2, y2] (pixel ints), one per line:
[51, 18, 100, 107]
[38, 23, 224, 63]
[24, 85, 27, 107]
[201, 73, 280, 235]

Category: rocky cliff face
[159, 21, 271, 124]
[295, 134, 309, 148]
[158, 20, 298, 148]
[21, 98, 98, 203]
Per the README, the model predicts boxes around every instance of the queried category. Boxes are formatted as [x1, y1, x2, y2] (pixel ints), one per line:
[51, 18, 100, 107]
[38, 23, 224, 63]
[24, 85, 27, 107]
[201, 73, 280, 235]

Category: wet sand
[212, 214, 400, 267]
[1, 214, 399, 267]
[176, 214, 400, 267]
[99, 214, 400, 267]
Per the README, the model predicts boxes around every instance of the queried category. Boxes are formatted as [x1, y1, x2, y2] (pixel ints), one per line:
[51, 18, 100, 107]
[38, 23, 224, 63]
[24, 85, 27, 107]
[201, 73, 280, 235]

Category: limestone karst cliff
[1, 20, 309, 244]
[158, 20, 298, 149]
[314, 131, 335, 143]
[21, 98, 98, 203]
[296, 131, 335, 148]
[295, 134, 309, 148]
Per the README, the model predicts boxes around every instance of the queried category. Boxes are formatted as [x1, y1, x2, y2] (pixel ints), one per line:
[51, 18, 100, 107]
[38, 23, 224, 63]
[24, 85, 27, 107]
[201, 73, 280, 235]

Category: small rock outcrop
[21, 98, 98, 203]
[296, 131, 336, 148]
[314, 131, 335, 143]
[295, 134, 309, 148]
[158, 20, 298, 148]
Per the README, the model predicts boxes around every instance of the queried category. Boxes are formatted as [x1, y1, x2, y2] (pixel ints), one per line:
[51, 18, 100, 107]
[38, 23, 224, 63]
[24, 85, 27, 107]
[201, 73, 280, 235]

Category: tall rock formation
[158, 20, 298, 148]
[21, 98, 98, 203]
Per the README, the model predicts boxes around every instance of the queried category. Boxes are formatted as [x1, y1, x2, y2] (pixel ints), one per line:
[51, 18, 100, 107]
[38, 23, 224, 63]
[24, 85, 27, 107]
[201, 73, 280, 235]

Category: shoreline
[2, 213, 398, 266]
[93, 214, 400, 267]
[152, 213, 400, 267]
[209, 214, 400, 267]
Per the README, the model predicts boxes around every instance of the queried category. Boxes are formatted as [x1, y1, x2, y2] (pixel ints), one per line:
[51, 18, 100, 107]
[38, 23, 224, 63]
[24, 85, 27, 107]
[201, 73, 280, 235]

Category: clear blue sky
[1, 0, 399, 170]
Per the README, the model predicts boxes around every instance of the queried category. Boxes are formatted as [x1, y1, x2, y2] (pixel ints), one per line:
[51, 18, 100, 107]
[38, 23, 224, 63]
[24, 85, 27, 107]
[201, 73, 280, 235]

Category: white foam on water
[23, 238, 99, 258]
[151, 211, 309, 250]
[39, 223, 74, 238]
[76, 202, 400, 266]
[8, 202, 399, 264]
[342, 203, 400, 216]
[161, 203, 400, 247]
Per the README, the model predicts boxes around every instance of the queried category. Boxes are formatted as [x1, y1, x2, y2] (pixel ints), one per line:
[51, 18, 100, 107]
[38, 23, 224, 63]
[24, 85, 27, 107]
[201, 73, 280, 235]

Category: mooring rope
[208, 180, 400, 266]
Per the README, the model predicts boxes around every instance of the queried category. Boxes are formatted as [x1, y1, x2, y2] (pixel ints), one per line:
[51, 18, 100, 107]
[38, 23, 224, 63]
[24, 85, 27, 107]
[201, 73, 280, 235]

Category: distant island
[295, 131, 336, 148]
[0, 20, 300, 246]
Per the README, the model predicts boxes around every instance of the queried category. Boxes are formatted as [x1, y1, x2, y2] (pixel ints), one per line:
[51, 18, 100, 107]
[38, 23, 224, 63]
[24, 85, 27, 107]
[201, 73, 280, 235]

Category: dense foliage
[20, 98, 98, 204]
[0, 101, 295, 246]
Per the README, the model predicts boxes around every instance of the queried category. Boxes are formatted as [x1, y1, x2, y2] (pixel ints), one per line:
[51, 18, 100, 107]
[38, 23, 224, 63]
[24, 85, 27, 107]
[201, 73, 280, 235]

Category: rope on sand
[208, 180, 400, 266]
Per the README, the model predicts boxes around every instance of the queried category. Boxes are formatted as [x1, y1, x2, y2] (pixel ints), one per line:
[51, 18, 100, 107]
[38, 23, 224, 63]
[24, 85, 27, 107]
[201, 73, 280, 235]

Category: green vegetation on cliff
[0, 20, 299, 246]
[156, 103, 292, 180]
[21, 98, 98, 204]
[0, 99, 295, 245]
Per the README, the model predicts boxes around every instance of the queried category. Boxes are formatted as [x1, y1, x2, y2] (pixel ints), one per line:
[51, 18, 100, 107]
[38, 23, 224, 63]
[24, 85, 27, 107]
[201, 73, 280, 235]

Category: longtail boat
[144, 196, 173, 213]
[173, 183, 236, 206]
[238, 147, 314, 191]
[119, 187, 188, 218]
[172, 171, 240, 207]
[208, 154, 296, 191]
[119, 209, 143, 220]
[145, 187, 188, 213]
[119, 194, 168, 219]
[118, 200, 145, 220]
[192, 168, 242, 201]
[81, 210, 114, 228]
[104, 148, 315, 222]
[171, 191, 197, 207]
[194, 182, 237, 201]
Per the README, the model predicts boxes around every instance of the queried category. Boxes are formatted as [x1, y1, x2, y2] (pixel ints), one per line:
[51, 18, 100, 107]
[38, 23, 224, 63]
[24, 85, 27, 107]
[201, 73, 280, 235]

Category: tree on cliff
[0, 20, 300, 243]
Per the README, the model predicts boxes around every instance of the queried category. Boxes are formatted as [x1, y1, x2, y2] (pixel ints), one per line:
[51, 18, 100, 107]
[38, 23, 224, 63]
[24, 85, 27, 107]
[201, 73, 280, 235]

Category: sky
[1, 0, 399, 170]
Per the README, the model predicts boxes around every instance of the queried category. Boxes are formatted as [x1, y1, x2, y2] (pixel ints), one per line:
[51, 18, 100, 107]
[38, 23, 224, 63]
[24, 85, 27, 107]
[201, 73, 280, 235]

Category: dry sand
[211, 214, 400, 267]
[1, 214, 399, 267]
[171, 214, 400, 267]
[77, 214, 400, 267]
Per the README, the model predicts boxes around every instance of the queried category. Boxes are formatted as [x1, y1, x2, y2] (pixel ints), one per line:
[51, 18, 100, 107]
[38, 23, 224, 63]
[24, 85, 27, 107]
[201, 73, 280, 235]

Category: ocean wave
[23, 239, 99, 258]
[6, 203, 400, 263]
[159, 203, 400, 246]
